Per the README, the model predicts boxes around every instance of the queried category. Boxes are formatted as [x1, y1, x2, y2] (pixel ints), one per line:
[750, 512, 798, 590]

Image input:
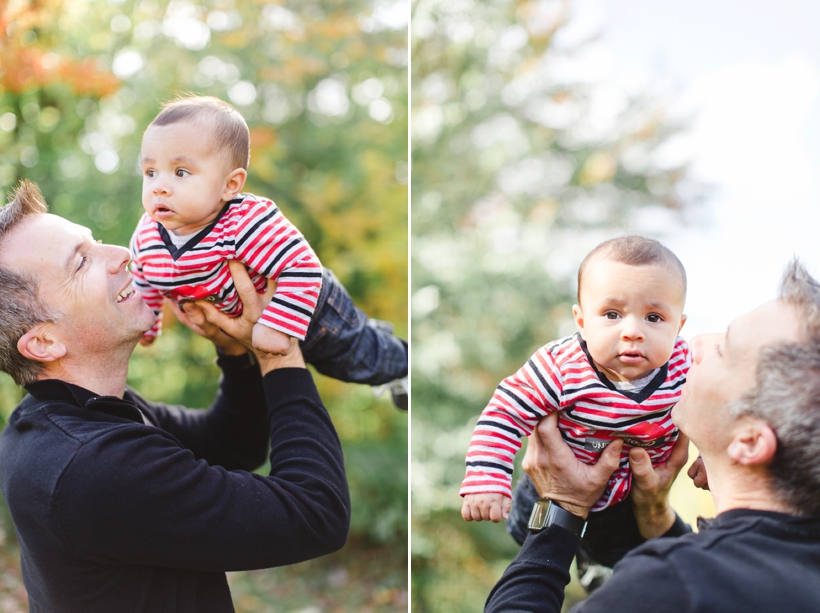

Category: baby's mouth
[619, 351, 645, 364]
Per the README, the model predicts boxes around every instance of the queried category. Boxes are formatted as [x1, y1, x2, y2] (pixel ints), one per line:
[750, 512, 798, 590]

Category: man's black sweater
[486, 509, 820, 612]
[0, 353, 350, 612]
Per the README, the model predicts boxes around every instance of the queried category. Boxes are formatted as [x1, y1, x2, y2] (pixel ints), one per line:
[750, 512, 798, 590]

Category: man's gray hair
[730, 259, 820, 515]
[0, 181, 60, 386]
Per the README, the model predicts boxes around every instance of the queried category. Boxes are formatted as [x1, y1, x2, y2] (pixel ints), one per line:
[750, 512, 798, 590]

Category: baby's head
[572, 236, 687, 382]
[140, 96, 250, 235]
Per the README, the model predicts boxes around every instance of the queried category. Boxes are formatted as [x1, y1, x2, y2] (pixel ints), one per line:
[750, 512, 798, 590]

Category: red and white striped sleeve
[130, 219, 166, 340]
[232, 197, 323, 340]
[460, 345, 564, 498]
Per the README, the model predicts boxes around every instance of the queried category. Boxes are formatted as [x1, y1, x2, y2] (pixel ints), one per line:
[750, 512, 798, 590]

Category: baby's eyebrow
[169, 154, 198, 166]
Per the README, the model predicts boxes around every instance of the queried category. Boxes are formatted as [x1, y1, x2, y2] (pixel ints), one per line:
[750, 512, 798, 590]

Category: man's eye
[646, 314, 662, 323]
[77, 256, 88, 270]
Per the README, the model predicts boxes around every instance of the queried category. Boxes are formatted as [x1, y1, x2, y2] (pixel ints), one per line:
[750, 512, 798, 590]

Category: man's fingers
[667, 431, 690, 473]
[628, 447, 655, 486]
[227, 260, 265, 319]
[180, 302, 206, 327]
[534, 412, 562, 448]
[594, 438, 623, 478]
[227, 259, 255, 296]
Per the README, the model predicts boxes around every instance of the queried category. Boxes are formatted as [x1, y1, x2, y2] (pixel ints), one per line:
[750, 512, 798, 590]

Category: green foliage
[0, 0, 407, 608]
[411, 0, 692, 610]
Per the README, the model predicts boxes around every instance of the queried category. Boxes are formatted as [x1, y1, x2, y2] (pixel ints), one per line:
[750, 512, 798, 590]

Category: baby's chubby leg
[461, 493, 512, 523]
[252, 322, 293, 355]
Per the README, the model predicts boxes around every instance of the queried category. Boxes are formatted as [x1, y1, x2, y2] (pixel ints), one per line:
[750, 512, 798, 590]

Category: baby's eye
[646, 314, 662, 323]
[604, 311, 620, 320]
[144, 169, 155, 178]
[175, 168, 188, 177]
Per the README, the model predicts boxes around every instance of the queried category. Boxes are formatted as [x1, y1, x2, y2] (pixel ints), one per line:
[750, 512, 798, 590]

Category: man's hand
[522, 413, 623, 519]
[687, 455, 710, 490]
[175, 261, 304, 373]
[251, 323, 293, 356]
[628, 432, 690, 539]
[461, 493, 511, 522]
[170, 300, 246, 356]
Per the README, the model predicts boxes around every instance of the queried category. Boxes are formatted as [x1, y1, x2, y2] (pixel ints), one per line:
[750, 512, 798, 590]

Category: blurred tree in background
[411, 1, 703, 611]
[0, 0, 408, 610]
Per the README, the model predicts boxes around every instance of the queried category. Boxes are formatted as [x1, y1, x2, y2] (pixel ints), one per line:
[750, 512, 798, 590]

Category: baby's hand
[252, 323, 293, 356]
[461, 493, 511, 522]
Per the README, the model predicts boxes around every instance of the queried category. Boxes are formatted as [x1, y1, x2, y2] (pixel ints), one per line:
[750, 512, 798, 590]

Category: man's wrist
[553, 500, 591, 520]
[528, 499, 588, 537]
[633, 501, 677, 539]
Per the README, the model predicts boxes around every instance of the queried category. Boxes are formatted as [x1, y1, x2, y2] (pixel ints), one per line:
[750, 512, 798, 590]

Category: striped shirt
[461, 334, 690, 511]
[130, 194, 323, 341]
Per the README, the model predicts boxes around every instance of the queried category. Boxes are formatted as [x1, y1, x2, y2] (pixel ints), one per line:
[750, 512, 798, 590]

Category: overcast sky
[571, 0, 820, 338]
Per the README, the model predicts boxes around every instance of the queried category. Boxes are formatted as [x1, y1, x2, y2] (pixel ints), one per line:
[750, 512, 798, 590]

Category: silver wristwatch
[527, 498, 587, 537]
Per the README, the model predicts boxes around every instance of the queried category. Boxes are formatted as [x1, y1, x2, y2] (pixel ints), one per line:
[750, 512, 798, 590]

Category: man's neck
[40, 354, 130, 398]
[705, 456, 796, 516]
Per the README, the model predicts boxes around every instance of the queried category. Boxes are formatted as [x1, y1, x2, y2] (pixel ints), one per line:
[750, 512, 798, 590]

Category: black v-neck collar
[157, 199, 238, 261]
[576, 333, 669, 404]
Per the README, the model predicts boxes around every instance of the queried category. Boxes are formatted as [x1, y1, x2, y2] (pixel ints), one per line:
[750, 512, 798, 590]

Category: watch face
[527, 499, 551, 531]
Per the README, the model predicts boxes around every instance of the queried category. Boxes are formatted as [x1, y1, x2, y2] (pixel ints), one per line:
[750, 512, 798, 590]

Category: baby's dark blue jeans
[301, 268, 407, 385]
[507, 473, 646, 569]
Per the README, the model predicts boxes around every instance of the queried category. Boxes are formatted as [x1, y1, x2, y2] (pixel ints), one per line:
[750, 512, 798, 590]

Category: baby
[461, 236, 690, 577]
[130, 96, 407, 405]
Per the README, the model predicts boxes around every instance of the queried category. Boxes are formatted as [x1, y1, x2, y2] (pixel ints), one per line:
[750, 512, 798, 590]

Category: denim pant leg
[580, 496, 646, 568]
[506, 474, 540, 546]
[506, 474, 645, 567]
[301, 268, 408, 385]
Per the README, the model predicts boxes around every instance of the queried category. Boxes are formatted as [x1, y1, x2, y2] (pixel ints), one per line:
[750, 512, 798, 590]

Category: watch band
[527, 498, 587, 537]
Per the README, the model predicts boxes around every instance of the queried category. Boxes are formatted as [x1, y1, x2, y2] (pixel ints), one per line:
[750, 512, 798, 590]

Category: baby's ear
[223, 168, 247, 200]
[572, 304, 585, 335]
[678, 313, 687, 333]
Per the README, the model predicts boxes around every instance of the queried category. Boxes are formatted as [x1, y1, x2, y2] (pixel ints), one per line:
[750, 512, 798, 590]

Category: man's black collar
[24, 379, 147, 424]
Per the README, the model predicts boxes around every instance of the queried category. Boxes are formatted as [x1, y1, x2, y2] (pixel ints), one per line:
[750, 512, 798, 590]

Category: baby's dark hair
[577, 235, 687, 304]
[148, 95, 250, 171]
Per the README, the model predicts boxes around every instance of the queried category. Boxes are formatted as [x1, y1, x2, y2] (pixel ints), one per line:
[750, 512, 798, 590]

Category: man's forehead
[730, 299, 802, 352]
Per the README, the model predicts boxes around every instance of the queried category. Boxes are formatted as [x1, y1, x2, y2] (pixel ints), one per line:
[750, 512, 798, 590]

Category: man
[485, 259, 820, 612]
[0, 180, 350, 612]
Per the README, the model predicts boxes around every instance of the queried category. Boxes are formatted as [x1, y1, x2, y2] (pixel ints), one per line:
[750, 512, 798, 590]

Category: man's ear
[572, 304, 585, 337]
[727, 418, 777, 467]
[17, 324, 66, 363]
[222, 168, 247, 201]
[678, 313, 687, 334]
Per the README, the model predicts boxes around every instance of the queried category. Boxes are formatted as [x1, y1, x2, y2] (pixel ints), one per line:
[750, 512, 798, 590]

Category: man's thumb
[597, 439, 623, 474]
[628, 447, 652, 479]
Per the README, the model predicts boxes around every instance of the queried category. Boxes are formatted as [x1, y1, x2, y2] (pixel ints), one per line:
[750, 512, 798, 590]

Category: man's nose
[105, 244, 132, 273]
[690, 333, 721, 365]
